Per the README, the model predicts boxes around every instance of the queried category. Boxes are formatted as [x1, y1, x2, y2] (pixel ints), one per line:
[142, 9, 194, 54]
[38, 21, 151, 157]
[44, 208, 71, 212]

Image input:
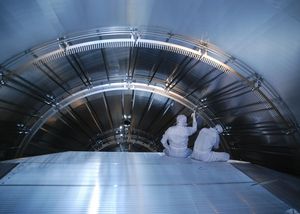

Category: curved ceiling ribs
[17, 82, 201, 156]
[0, 27, 298, 172]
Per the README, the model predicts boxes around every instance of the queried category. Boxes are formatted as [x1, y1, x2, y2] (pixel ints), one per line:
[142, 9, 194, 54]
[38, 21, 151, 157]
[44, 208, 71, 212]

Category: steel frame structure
[0, 26, 297, 157]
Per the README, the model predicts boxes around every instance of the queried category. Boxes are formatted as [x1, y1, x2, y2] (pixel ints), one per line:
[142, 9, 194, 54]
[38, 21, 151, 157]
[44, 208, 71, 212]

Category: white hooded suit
[161, 114, 197, 158]
[191, 125, 230, 162]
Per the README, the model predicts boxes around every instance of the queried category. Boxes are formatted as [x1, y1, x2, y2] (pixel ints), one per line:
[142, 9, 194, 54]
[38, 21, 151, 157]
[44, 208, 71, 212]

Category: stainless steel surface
[0, 0, 299, 121]
[0, 0, 299, 174]
[0, 152, 290, 213]
[232, 162, 300, 211]
[18, 82, 204, 156]
[0, 163, 18, 179]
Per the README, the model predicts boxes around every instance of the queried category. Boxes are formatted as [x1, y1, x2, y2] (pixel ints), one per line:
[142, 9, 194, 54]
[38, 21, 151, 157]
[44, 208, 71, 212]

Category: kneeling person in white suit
[191, 125, 230, 162]
[161, 113, 197, 158]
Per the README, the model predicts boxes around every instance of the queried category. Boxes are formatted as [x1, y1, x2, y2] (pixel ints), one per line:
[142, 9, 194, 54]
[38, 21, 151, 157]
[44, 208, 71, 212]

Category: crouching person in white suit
[161, 113, 197, 158]
[191, 125, 230, 162]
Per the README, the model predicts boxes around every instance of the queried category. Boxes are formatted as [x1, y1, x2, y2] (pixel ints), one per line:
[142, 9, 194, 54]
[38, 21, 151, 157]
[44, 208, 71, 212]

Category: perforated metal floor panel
[0, 152, 290, 213]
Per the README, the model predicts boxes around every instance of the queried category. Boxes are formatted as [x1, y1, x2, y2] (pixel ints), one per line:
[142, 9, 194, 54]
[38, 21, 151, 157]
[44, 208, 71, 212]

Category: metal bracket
[0, 72, 6, 87]
[17, 123, 30, 135]
[252, 75, 263, 91]
[44, 94, 59, 107]
[57, 37, 68, 50]
[131, 29, 140, 44]
[200, 97, 207, 103]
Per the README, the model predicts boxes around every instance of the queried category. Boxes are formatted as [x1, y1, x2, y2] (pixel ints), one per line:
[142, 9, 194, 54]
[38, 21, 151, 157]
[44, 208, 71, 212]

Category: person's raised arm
[188, 112, 197, 135]
[213, 125, 223, 150]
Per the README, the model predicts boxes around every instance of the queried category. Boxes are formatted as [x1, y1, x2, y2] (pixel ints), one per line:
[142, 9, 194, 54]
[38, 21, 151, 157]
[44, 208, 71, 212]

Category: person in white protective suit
[161, 113, 197, 158]
[191, 124, 230, 162]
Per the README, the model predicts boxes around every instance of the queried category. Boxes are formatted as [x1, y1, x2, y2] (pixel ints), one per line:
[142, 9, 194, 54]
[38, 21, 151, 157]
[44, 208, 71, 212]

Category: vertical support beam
[70, 52, 91, 85]
[31, 51, 71, 94]
[0, 106, 37, 117]
[137, 93, 153, 127]
[102, 92, 114, 129]
[145, 98, 171, 131]
[100, 49, 110, 82]
[168, 60, 201, 90]
[207, 89, 251, 105]
[165, 56, 193, 88]
[41, 124, 86, 147]
[121, 92, 125, 118]
[65, 55, 89, 86]
[63, 107, 96, 143]
[185, 72, 224, 99]
[34, 62, 71, 95]
[148, 34, 174, 84]
[204, 80, 248, 100]
[5, 84, 48, 104]
[0, 99, 38, 112]
[85, 97, 103, 133]
[127, 47, 139, 78]
[127, 90, 136, 143]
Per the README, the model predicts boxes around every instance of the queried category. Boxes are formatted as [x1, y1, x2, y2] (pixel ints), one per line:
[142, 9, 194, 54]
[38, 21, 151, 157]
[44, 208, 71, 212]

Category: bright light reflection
[88, 182, 100, 214]
[88, 168, 100, 214]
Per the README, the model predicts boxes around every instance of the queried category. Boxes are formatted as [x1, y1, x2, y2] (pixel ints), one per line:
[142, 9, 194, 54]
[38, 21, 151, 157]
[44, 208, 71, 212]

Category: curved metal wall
[0, 1, 299, 174]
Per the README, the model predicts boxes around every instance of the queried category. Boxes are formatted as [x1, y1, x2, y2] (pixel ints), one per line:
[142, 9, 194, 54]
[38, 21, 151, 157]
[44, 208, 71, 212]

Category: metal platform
[0, 152, 293, 213]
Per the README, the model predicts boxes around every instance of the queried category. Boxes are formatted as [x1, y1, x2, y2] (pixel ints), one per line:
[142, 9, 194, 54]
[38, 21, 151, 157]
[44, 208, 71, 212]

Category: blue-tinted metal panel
[0, 152, 289, 213]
